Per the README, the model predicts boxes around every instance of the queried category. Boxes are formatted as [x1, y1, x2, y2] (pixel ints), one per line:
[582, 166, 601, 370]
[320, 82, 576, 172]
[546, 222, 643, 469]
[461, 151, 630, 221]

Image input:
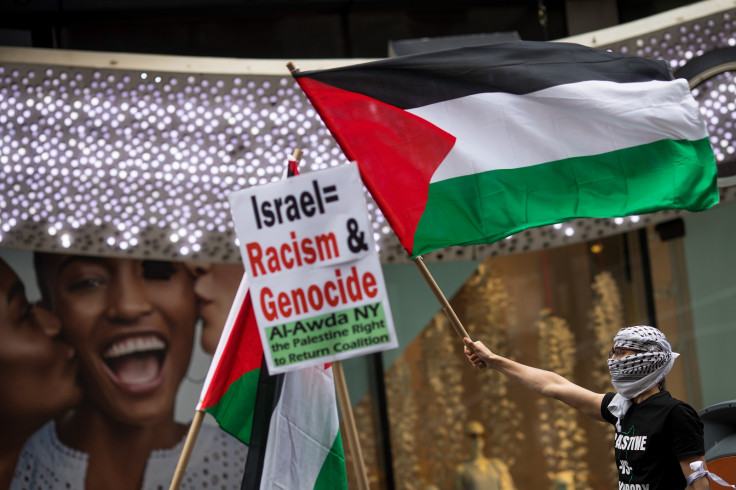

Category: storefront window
[343, 201, 736, 488]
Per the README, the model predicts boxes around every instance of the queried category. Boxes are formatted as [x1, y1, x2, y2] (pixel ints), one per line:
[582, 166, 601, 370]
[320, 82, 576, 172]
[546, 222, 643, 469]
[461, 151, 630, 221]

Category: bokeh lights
[0, 7, 735, 263]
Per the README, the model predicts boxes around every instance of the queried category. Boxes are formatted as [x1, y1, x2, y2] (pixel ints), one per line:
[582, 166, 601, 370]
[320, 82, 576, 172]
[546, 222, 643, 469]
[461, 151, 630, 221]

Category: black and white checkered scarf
[606, 326, 679, 429]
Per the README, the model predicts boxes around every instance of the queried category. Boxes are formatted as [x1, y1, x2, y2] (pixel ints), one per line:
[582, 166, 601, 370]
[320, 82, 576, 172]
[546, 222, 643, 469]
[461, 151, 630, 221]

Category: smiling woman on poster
[0, 258, 81, 488]
[12, 253, 247, 490]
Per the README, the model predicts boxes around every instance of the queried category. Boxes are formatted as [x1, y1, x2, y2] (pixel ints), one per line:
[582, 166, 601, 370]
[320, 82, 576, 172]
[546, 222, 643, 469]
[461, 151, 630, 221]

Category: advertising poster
[0, 247, 249, 488]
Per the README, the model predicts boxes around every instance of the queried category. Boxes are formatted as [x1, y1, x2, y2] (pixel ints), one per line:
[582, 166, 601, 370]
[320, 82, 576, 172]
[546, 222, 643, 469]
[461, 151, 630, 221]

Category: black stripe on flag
[241, 357, 284, 490]
[294, 40, 673, 110]
[241, 157, 298, 489]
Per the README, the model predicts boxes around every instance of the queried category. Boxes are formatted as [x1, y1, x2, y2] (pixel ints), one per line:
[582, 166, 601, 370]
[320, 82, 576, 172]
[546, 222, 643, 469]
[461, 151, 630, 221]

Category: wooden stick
[286, 138, 367, 487]
[169, 147, 307, 490]
[287, 62, 468, 478]
[288, 147, 303, 174]
[168, 410, 205, 490]
[332, 361, 370, 490]
[412, 256, 471, 340]
[287, 57, 471, 345]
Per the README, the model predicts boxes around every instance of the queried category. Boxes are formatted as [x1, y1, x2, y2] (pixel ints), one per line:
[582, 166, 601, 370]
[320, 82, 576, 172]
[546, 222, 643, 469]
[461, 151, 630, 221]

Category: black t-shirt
[601, 391, 705, 490]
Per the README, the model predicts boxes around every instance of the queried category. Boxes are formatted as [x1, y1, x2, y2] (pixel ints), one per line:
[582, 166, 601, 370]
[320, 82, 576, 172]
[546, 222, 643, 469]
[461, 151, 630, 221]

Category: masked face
[607, 326, 678, 400]
[38, 254, 196, 426]
[0, 259, 80, 440]
[608, 346, 645, 360]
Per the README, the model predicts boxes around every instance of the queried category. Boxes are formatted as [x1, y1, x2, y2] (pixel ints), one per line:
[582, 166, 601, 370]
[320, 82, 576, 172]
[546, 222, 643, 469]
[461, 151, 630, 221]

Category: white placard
[229, 163, 397, 374]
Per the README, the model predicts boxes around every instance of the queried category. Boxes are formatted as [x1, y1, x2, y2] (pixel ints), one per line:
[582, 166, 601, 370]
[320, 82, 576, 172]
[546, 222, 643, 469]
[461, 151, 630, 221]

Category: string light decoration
[587, 271, 625, 486]
[384, 355, 423, 489]
[535, 309, 591, 488]
[0, 65, 356, 261]
[0, 2, 735, 264]
[454, 261, 524, 468]
[603, 8, 736, 186]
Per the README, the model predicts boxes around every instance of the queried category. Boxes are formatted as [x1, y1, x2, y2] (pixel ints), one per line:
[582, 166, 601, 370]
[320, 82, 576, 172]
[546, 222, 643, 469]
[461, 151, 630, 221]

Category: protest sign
[229, 163, 397, 374]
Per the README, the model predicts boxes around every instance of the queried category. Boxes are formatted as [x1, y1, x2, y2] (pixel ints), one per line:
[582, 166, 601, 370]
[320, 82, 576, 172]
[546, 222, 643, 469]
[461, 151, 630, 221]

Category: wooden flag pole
[169, 410, 205, 490]
[288, 60, 467, 483]
[411, 256, 471, 340]
[170, 148, 304, 490]
[289, 147, 303, 170]
[285, 142, 368, 487]
[287, 59, 471, 343]
[333, 360, 371, 490]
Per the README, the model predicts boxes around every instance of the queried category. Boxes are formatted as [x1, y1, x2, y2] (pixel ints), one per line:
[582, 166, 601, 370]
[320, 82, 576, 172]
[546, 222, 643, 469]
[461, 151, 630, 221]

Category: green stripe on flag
[412, 137, 717, 257]
[314, 431, 348, 490]
[203, 368, 261, 445]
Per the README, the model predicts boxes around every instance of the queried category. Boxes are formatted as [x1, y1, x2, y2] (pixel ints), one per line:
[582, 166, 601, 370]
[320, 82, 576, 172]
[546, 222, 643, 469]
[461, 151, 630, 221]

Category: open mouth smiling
[101, 335, 168, 393]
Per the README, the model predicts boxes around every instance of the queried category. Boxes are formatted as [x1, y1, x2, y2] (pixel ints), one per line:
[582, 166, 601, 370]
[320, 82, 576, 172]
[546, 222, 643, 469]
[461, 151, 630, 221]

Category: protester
[0, 258, 81, 488]
[185, 261, 244, 354]
[12, 254, 246, 490]
[463, 326, 711, 489]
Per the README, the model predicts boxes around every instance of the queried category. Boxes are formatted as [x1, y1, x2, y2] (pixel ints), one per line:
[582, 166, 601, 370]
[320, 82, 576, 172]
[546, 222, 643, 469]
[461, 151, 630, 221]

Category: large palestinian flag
[293, 41, 719, 258]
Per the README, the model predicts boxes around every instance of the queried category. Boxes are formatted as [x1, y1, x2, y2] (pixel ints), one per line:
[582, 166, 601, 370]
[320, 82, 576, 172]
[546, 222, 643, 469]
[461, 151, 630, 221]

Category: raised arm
[464, 337, 605, 421]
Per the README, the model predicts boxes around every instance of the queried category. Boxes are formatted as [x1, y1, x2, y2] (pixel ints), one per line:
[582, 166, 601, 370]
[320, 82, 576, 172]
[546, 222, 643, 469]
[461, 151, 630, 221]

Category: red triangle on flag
[296, 77, 456, 255]
[199, 290, 262, 410]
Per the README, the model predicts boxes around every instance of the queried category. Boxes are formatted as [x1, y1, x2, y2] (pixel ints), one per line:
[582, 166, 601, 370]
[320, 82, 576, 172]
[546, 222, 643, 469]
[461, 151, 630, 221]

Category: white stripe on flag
[409, 78, 708, 183]
[196, 272, 249, 411]
[259, 365, 341, 490]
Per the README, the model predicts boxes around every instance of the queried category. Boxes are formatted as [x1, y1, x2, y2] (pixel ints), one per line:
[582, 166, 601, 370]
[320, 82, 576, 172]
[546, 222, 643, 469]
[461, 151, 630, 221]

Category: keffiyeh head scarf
[606, 326, 679, 430]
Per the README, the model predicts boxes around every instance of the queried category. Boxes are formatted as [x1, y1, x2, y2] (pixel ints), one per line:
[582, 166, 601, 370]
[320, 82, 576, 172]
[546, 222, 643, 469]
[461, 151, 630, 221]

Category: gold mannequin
[454, 421, 516, 490]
